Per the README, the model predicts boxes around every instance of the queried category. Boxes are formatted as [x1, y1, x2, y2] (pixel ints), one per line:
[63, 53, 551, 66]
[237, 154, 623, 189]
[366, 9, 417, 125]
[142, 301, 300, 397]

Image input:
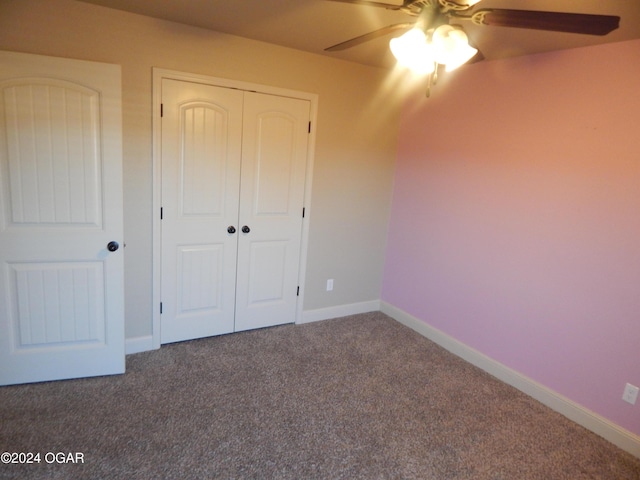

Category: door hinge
[160, 207, 163, 220]
[308, 121, 311, 133]
[160, 302, 163, 314]
[296, 286, 300, 296]
[160, 103, 163, 117]
[302, 207, 305, 218]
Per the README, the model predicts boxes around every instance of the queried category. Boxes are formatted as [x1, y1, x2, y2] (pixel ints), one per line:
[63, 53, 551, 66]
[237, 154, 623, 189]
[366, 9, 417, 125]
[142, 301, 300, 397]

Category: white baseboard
[127, 301, 380, 353]
[380, 301, 640, 459]
[125, 335, 155, 355]
[128, 301, 380, 353]
[300, 300, 381, 324]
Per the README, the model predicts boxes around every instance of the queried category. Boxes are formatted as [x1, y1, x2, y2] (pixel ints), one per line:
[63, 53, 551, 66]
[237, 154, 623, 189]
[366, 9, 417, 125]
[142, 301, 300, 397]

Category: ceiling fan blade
[325, 23, 414, 51]
[471, 9, 620, 36]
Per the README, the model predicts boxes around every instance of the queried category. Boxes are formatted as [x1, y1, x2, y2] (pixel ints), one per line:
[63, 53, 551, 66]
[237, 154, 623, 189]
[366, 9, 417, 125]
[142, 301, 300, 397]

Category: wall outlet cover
[622, 383, 639, 405]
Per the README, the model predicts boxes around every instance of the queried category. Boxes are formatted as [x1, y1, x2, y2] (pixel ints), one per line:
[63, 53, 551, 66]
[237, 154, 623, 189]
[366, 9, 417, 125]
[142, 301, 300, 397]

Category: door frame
[151, 68, 318, 349]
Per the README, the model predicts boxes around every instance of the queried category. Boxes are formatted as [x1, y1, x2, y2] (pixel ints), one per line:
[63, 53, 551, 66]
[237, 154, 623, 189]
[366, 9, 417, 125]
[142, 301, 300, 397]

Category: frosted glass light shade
[390, 25, 477, 74]
[389, 29, 435, 75]
[431, 24, 477, 71]
[443, 42, 478, 71]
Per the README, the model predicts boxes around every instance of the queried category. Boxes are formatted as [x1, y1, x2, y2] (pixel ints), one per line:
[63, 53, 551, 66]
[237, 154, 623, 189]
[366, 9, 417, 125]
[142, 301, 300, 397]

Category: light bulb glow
[444, 42, 477, 71]
[390, 25, 476, 75]
[389, 29, 435, 75]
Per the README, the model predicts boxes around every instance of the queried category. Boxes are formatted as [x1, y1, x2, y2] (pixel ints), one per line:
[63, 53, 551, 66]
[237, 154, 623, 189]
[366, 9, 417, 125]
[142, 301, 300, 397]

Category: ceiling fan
[325, 0, 620, 95]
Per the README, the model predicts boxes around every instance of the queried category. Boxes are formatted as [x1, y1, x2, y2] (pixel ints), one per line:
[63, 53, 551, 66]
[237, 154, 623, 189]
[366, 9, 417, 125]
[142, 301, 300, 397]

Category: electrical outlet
[622, 383, 639, 405]
[326, 279, 334, 291]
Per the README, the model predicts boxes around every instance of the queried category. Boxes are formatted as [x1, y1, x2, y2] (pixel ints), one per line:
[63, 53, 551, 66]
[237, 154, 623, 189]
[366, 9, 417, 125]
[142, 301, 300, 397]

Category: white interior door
[0, 51, 124, 385]
[234, 92, 310, 332]
[160, 80, 310, 342]
[160, 79, 243, 344]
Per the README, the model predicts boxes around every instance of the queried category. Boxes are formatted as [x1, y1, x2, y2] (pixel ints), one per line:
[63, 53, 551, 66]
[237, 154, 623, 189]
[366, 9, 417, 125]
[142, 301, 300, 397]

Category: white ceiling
[77, 0, 640, 69]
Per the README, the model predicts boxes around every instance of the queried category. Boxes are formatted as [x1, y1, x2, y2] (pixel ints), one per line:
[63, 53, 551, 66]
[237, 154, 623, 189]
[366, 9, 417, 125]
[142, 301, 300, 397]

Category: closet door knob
[227, 226, 236, 234]
[241, 225, 250, 233]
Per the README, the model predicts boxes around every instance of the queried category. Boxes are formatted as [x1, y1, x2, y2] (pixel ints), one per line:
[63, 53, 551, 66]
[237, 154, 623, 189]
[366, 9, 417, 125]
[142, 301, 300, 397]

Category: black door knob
[241, 225, 250, 233]
[227, 226, 236, 234]
[107, 241, 119, 252]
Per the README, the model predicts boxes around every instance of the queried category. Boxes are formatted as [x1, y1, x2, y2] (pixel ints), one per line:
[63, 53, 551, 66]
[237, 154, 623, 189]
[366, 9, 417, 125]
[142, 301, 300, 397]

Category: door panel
[247, 240, 287, 304]
[177, 245, 224, 312]
[180, 104, 230, 217]
[160, 79, 243, 343]
[234, 92, 310, 332]
[253, 114, 296, 215]
[11, 262, 105, 346]
[4, 81, 102, 226]
[0, 51, 124, 385]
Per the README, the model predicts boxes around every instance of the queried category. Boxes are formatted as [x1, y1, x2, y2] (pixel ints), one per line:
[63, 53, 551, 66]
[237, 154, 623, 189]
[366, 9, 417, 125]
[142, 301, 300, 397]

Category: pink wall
[382, 39, 640, 435]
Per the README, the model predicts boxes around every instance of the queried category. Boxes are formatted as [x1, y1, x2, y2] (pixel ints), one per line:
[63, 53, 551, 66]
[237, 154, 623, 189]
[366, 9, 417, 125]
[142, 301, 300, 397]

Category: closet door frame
[151, 68, 318, 349]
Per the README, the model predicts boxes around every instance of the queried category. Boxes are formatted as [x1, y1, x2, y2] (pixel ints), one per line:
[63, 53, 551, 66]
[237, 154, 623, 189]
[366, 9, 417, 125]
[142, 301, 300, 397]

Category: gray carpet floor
[1, 312, 639, 479]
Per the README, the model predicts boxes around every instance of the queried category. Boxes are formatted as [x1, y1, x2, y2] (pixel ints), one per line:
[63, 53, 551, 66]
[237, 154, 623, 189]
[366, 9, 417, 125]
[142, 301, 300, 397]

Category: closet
[160, 78, 311, 344]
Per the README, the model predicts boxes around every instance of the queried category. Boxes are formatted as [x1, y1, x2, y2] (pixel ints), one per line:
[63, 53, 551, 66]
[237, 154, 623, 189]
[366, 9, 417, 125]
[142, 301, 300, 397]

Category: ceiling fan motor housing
[438, 0, 478, 11]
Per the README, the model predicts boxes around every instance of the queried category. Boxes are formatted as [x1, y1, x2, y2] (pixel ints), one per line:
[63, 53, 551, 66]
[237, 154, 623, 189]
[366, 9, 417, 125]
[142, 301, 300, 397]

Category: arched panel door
[234, 92, 310, 332]
[0, 51, 124, 385]
[160, 80, 243, 343]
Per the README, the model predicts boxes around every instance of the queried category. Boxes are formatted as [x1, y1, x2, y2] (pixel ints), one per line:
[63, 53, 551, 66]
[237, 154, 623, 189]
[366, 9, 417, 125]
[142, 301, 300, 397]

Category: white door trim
[151, 68, 318, 350]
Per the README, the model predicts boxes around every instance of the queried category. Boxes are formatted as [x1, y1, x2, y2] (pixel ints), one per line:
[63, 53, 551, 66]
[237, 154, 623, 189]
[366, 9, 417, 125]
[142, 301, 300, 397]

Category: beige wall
[0, 0, 401, 338]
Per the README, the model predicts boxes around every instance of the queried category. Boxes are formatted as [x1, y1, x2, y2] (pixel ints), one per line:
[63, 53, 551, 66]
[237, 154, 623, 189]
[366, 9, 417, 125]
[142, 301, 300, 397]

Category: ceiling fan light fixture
[389, 28, 436, 74]
[389, 24, 477, 75]
[431, 24, 478, 71]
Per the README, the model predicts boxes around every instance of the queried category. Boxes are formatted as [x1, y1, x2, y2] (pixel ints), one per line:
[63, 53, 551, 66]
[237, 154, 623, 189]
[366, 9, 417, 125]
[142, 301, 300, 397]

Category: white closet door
[160, 79, 243, 343]
[0, 51, 124, 385]
[234, 92, 310, 332]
